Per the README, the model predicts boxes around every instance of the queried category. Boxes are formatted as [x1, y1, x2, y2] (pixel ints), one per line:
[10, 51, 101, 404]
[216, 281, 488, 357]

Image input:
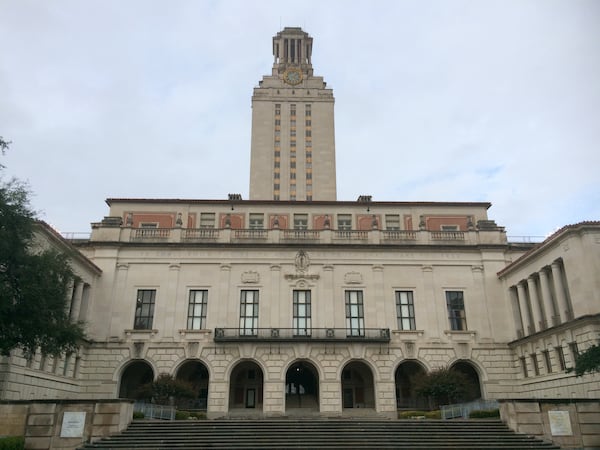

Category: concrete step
[79, 419, 561, 449]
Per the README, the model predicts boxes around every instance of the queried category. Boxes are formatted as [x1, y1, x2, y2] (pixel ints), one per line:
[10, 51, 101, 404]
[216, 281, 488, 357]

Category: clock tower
[249, 27, 337, 201]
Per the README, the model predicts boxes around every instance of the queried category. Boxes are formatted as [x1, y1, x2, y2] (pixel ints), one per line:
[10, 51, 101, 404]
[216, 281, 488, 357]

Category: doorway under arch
[395, 360, 428, 410]
[285, 360, 319, 412]
[228, 360, 264, 411]
[176, 359, 210, 410]
[341, 360, 375, 410]
[450, 360, 482, 401]
[118, 360, 154, 399]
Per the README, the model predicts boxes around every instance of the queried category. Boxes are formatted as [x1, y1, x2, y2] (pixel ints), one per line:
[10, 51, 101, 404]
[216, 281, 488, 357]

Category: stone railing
[89, 227, 508, 246]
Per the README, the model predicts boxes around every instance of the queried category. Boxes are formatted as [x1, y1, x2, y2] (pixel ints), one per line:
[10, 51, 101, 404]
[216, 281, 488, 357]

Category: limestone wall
[499, 399, 600, 450]
[0, 399, 133, 450]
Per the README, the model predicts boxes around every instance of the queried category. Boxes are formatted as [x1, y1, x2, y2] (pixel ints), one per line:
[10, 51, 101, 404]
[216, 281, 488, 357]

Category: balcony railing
[382, 230, 418, 241]
[182, 228, 220, 241]
[131, 228, 171, 241]
[213, 327, 391, 343]
[96, 226, 506, 246]
[282, 230, 321, 241]
[430, 231, 465, 241]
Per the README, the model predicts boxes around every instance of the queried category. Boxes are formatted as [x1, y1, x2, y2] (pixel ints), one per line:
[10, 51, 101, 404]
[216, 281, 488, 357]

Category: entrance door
[343, 388, 354, 408]
[246, 388, 256, 408]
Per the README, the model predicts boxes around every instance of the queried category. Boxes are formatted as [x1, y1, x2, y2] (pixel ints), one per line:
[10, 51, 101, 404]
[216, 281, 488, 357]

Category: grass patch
[0, 436, 25, 450]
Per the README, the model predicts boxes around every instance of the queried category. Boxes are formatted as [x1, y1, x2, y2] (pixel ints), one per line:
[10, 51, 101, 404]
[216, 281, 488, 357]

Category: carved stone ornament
[295, 250, 310, 272]
[241, 270, 260, 283]
[344, 271, 363, 284]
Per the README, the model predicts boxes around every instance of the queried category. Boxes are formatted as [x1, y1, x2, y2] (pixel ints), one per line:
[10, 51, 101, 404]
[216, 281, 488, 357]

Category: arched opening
[450, 360, 482, 401]
[176, 360, 210, 411]
[395, 360, 428, 410]
[228, 360, 264, 411]
[341, 360, 375, 410]
[118, 360, 154, 399]
[285, 360, 319, 412]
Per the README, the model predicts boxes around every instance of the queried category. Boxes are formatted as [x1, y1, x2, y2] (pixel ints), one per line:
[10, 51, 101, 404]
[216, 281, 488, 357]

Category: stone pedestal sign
[548, 410, 572, 436]
[60, 411, 86, 438]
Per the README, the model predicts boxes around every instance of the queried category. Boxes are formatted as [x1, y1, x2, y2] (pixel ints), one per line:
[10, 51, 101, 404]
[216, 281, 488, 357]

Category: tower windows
[134, 289, 156, 330]
[396, 291, 416, 330]
[240, 290, 259, 336]
[187, 290, 208, 330]
[446, 291, 467, 331]
[345, 290, 365, 337]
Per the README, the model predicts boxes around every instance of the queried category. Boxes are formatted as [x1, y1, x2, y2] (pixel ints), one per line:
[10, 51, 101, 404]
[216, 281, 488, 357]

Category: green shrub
[424, 410, 441, 419]
[0, 436, 25, 450]
[132, 411, 145, 419]
[175, 410, 190, 420]
[469, 409, 500, 419]
[398, 410, 427, 419]
[189, 411, 207, 419]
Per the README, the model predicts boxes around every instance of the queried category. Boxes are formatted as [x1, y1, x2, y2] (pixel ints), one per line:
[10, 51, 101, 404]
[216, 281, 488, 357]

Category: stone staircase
[79, 418, 561, 449]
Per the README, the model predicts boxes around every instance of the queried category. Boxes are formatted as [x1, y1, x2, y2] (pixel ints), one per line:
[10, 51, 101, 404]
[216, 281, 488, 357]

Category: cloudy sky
[1, 0, 598, 238]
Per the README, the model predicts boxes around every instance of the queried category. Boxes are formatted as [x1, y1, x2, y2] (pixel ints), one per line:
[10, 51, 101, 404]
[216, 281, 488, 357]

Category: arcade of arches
[118, 358, 482, 413]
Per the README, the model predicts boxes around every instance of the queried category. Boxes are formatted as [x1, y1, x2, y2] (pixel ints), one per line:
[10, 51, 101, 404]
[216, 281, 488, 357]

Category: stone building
[0, 27, 598, 419]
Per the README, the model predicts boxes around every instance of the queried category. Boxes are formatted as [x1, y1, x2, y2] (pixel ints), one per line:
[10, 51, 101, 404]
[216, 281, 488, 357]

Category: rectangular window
[337, 214, 352, 230]
[345, 290, 365, 337]
[200, 212, 215, 229]
[275, 104, 281, 115]
[520, 356, 528, 378]
[239, 290, 259, 336]
[187, 290, 207, 330]
[305, 130, 312, 137]
[395, 291, 416, 330]
[305, 119, 311, 126]
[446, 291, 467, 331]
[569, 342, 579, 368]
[385, 214, 400, 230]
[249, 213, 264, 229]
[134, 289, 156, 330]
[542, 350, 552, 373]
[530, 353, 540, 376]
[555, 346, 566, 371]
[294, 214, 308, 230]
[305, 105, 311, 116]
[441, 225, 459, 231]
[293, 290, 311, 336]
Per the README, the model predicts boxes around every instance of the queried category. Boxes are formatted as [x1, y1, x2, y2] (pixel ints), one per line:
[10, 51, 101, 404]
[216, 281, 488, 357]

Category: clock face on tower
[283, 68, 303, 85]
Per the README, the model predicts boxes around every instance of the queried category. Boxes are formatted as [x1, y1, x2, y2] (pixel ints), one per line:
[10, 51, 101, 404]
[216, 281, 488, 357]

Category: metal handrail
[214, 327, 390, 342]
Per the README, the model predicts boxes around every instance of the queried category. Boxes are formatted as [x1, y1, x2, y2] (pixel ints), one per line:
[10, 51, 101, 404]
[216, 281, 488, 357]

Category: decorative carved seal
[295, 250, 310, 272]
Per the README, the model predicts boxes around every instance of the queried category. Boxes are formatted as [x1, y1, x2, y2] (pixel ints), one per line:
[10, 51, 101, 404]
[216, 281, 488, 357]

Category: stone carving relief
[344, 271, 363, 284]
[241, 270, 260, 283]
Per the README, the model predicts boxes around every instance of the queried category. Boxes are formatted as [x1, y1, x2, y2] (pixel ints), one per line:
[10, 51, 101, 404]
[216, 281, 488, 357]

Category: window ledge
[124, 329, 158, 339]
[392, 330, 425, 339]
[444, 330, 476, 341]
[179, 329, 212, 338]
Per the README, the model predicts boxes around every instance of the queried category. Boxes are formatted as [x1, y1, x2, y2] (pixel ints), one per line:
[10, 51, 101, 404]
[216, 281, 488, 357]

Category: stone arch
[394, 359, 428, 410]
[118, 360, 154, 399]
[228, 359, 264, 411]
[449, 359, 482, 401]
[340, 360, 375, 410]
[175, 359, 210, 411]
[285, 359, 320, 412]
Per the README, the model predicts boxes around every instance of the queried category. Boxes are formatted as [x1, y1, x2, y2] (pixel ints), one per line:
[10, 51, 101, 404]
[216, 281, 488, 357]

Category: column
[551, 261, 570, 323]
[509, 286, 525, 337]
[538, 269, 557, 327]
[516, 282, 533, 335]
[527, 276, 543, 332]
[69, 281, 84, 322]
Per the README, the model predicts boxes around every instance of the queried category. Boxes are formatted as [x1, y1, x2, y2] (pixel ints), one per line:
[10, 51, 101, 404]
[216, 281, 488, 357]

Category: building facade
[1, 28, 598, 419]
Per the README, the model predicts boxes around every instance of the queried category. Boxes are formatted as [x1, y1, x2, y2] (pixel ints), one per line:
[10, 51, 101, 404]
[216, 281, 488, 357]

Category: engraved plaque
[60, 411, 86, 438]
[548, 410, 572, 436]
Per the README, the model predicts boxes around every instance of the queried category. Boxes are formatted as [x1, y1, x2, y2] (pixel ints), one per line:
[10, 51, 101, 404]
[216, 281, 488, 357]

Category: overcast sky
[1, 0, 598, 238]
